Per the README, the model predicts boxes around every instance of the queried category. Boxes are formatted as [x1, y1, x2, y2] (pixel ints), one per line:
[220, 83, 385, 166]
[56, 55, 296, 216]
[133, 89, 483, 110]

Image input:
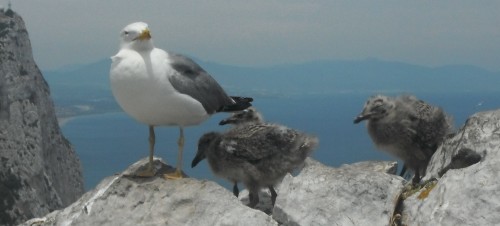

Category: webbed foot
[163, 169, 184, 180]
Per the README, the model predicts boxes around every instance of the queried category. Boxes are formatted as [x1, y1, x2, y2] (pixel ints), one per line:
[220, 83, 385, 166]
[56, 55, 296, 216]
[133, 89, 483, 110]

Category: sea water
[61, 92, 500, 190]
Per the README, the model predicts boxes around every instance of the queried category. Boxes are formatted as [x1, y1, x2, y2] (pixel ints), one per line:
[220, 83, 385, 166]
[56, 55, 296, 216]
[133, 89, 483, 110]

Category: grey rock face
[403, 110, 500, 225]
[236, 159, 400, 216]
[0, 10, 84, 225]
[22, 158, 278, 226]
[273, 158, 404, 226]
[339, 160, 399, 175]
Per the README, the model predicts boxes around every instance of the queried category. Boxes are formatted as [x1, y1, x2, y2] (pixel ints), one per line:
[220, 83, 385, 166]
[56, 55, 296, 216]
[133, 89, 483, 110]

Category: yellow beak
[136, 29, 151, 41]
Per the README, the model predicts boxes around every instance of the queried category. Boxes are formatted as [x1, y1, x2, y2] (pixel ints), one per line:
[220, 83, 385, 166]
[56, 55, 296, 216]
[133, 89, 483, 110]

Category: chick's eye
[372, 104, 383, 111]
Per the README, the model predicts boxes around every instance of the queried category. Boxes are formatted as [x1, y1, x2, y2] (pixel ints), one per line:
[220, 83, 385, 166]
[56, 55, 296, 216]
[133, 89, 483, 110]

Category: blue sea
[61, 93, 500, 190]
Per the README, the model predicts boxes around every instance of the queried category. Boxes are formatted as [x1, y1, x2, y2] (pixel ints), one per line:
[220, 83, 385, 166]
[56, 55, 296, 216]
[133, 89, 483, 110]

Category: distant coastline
[57, 116, 76, 127]
[56, 110, 122, 128]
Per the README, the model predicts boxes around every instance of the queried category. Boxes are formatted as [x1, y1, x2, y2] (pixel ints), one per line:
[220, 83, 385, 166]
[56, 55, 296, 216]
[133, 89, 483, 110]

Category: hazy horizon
[7, 1, 500, 72]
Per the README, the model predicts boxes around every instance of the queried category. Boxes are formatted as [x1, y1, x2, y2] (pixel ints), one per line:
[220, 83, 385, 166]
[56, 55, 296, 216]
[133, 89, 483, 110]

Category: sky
[7, 1, 500, 71]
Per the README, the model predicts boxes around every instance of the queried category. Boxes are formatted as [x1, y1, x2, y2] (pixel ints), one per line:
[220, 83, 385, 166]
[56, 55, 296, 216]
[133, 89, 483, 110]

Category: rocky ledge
[402, 109, 500, 225]
[22, 109, 500, 226]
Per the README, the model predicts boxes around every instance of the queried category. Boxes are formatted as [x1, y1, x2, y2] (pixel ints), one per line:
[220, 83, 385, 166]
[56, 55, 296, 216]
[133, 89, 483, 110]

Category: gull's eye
[123, 31, 129, 35]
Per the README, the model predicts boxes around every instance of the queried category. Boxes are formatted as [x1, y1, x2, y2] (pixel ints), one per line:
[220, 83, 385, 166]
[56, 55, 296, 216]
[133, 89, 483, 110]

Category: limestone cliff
[0, 9, 84, 225]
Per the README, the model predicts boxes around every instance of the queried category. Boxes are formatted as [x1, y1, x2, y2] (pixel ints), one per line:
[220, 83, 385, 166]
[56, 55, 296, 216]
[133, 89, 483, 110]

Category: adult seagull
[110, 22, 252, 179]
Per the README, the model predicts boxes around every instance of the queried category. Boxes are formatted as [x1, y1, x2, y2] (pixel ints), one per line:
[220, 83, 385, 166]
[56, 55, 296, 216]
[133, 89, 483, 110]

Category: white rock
[403, 110, 500, 225]
[21, 158, 277, 226]
[273, 158, 404, 226]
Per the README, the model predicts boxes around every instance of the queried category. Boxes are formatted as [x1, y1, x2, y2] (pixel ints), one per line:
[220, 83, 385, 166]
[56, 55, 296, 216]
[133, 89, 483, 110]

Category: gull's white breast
[110, 48, 209, 126]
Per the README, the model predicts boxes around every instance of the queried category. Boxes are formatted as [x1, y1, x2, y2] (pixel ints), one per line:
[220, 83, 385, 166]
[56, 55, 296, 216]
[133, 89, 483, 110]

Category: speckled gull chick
[218, 107, 264, 196]
[191, 123, 318, 208]
[354, 95, 452, 183]
[110, 22, 252, 179]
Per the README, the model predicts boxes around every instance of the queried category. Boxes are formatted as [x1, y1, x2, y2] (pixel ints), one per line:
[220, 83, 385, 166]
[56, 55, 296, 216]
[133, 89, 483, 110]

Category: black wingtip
[230, 96, 254, 103]
[219, 96, 254, 112]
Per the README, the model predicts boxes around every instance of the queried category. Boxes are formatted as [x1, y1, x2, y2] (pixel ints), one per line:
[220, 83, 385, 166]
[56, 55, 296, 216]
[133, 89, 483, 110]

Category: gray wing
[168, 53, 234, 114]
[222, 124, 299, 162]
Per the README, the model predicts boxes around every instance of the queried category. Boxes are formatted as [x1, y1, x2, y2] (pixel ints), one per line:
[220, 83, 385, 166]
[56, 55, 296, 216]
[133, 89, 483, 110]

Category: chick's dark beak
[191, 152, 205, 168]
[353, 113, 371, 124]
